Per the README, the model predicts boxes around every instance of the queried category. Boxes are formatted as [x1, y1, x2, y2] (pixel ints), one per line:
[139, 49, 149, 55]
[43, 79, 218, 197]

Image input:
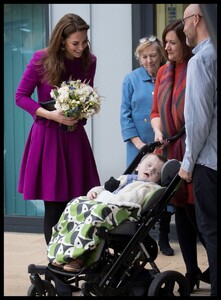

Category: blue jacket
[120, 66, 155, 166]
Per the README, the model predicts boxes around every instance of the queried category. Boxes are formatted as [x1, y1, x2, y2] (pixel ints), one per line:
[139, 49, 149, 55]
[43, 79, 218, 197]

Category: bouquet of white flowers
[50, 79, 101, 131]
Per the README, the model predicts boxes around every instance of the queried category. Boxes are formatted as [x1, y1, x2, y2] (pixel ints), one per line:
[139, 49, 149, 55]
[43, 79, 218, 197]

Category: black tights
[175, 205, 206, 275]
[44, 201, 69, 245]
[159, 212, 171, 234]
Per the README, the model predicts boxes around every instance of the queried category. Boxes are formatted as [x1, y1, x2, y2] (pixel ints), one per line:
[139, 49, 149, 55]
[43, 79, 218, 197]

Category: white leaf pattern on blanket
[47, 197, 142, 263]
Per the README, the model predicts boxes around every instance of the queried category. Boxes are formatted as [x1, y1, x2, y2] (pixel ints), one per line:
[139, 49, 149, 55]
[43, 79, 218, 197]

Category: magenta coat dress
[15, 49, 100, 202]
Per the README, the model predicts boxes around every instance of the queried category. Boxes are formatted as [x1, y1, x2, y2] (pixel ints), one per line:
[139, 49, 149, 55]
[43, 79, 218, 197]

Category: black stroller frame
[27, 128, 190, 296]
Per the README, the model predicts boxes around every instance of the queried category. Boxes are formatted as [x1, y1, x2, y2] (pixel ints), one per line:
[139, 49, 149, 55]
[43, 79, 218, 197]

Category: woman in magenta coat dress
[15, 13, 100, 245]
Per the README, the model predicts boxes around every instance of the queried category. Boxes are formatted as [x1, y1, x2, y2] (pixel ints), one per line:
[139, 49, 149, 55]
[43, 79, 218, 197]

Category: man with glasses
[181, 13, 203, 26]
[179, 4, 217, 296]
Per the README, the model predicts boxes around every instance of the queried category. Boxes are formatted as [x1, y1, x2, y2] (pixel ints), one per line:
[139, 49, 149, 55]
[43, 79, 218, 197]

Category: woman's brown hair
[162, 19, 193, 62]
[39, 13, 92, 86]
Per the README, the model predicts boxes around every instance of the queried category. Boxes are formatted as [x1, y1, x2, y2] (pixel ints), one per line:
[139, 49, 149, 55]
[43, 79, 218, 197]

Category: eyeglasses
[181, 14, 203, 25]
[139, 36, 157, 44]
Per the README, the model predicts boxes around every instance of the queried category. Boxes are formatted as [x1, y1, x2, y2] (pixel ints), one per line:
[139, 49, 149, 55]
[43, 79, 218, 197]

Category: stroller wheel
[80, 282, 96, 296]
[27, 280, 56, 296]
[147, 270, 190, 296]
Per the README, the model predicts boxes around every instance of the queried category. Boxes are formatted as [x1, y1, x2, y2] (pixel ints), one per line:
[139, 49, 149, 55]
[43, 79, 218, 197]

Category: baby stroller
[27, 128, 190, 296]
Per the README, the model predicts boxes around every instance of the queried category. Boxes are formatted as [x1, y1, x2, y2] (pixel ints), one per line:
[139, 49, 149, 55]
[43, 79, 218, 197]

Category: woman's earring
[61, 44, 65, 51]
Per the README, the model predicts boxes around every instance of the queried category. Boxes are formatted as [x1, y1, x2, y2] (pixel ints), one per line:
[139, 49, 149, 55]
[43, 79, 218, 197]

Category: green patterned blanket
[47, 196, 142, 264]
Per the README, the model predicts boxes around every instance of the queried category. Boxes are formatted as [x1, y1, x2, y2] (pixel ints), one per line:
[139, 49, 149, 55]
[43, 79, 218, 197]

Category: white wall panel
[91, 4, 132, 183]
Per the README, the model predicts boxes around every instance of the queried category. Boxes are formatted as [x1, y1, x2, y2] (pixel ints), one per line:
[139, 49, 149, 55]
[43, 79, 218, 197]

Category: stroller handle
[123, 126, 185, 175]
[165, 126, 185, 143]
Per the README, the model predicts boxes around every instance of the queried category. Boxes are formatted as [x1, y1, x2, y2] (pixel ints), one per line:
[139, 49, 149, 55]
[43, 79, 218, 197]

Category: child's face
[137, 155, 164, 183]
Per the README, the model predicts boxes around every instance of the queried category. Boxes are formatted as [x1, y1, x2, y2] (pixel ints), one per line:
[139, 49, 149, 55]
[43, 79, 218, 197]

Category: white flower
[50, 79, 102, 120]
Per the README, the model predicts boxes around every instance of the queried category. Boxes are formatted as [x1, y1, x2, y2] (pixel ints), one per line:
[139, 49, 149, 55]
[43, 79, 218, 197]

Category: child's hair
[140, 153, 168, 164]
[154, 154, 168, 185]
[155, 153, 168, 163]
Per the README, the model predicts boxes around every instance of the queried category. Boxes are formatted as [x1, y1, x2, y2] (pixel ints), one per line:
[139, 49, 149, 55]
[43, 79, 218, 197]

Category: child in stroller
[27, 130, 190, 296]
[47, 153, 167, 273]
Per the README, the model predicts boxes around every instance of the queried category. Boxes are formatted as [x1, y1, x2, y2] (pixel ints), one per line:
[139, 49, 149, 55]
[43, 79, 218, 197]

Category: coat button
[144, 118, 148, 122]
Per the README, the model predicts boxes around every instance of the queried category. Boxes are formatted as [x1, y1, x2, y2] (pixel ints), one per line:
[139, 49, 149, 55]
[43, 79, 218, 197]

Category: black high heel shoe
[200, 267, 210, 284]
[185, 268, 202, 293]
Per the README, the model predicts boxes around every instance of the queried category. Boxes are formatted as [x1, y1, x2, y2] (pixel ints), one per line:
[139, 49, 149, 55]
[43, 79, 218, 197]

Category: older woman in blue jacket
[120, 36, 166, 166]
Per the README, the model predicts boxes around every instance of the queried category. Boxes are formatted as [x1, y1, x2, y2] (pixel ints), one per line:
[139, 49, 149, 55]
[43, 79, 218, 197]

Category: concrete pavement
[4, 232, 210, 296]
